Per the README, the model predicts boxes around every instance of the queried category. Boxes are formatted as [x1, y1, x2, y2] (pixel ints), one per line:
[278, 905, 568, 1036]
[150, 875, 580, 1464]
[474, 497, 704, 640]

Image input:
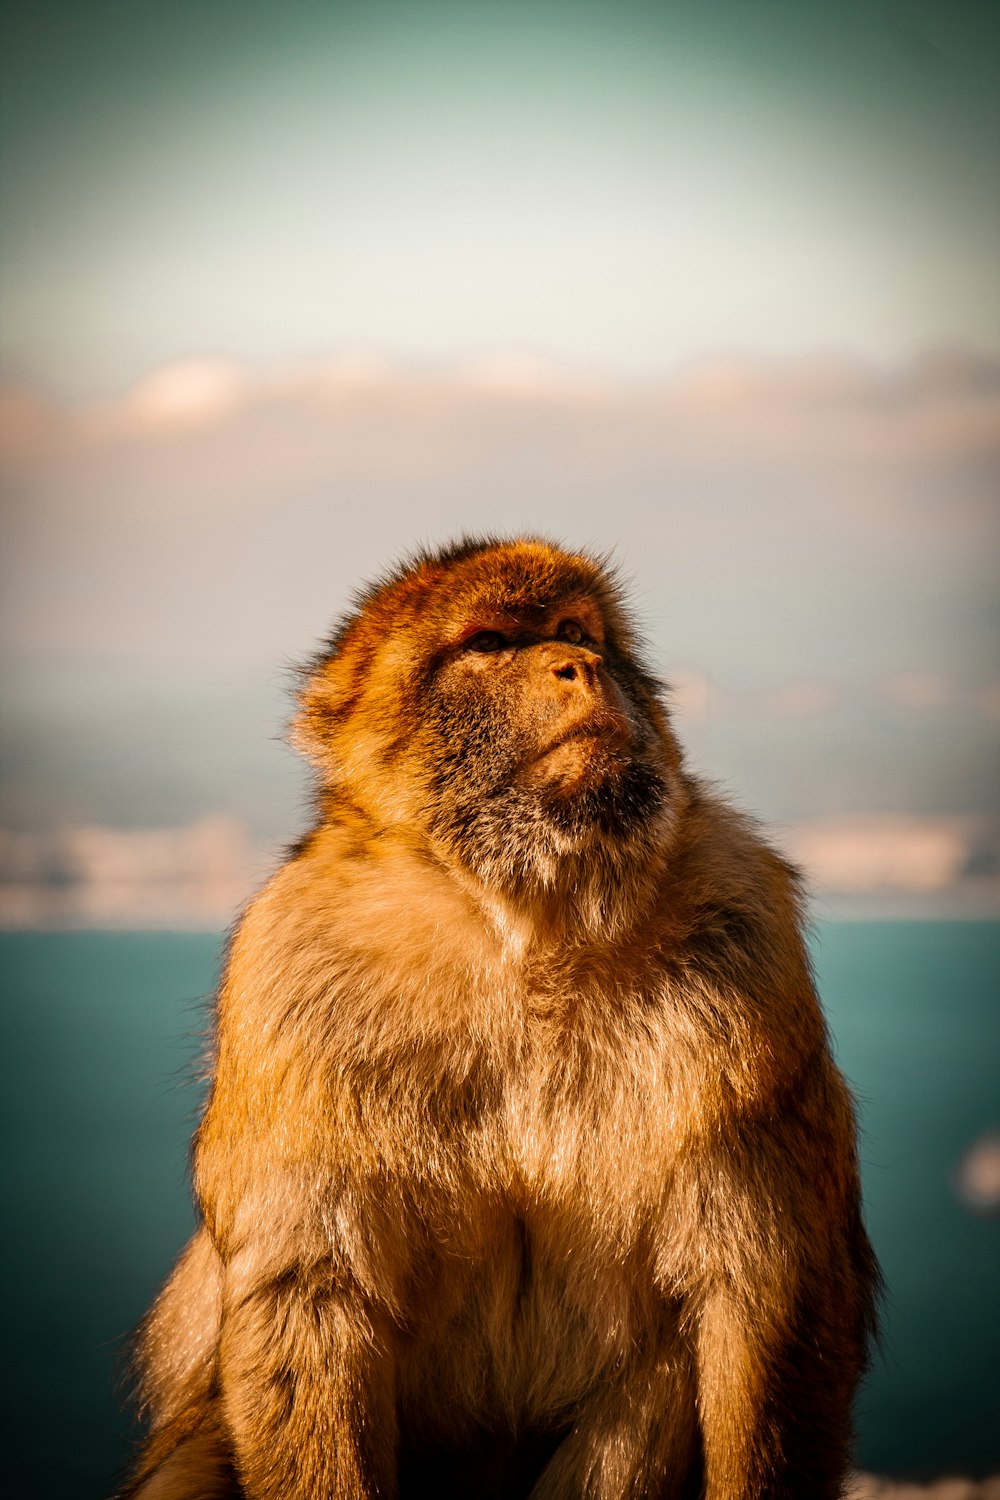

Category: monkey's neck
[319, 782, 686, 951]
[442, 808, 683, 951]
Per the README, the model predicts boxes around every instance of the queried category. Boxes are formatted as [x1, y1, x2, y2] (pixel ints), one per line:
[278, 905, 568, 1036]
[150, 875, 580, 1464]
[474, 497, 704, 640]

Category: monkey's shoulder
[217, 821, 498, 1036]
[663, 784, 808, 965]
[640, 785, 829, 1077]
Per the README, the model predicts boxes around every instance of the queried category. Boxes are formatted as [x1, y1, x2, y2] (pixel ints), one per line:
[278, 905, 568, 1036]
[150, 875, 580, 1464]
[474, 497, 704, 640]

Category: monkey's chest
[394, 1066, 681, 1429]
[403, 1081, 675, 1430]
[500, 1058, 676, 1235]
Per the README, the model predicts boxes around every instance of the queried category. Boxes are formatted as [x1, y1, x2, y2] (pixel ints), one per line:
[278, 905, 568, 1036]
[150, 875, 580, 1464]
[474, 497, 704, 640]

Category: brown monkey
[123, 537, 879, 1500]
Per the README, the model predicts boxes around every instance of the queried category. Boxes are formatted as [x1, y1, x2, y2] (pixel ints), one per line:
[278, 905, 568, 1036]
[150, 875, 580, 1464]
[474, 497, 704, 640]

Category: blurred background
[1, 1, 997, 1495]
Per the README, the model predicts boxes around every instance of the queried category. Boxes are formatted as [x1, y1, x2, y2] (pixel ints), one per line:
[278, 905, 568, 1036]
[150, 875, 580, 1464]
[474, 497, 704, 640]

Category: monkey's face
[298, 539, 682, 899]
[423, 591, 668, 849]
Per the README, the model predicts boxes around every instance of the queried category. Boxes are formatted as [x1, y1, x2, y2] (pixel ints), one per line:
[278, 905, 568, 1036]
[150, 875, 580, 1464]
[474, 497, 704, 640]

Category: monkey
[122, 536, 879, 1500]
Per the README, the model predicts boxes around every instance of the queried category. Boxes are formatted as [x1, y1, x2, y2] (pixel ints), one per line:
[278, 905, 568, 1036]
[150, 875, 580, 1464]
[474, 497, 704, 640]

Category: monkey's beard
[424, 716, 679, 939]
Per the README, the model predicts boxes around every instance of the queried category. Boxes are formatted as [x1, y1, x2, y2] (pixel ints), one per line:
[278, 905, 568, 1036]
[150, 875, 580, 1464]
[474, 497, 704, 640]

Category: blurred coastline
[1, 810, 998, 930]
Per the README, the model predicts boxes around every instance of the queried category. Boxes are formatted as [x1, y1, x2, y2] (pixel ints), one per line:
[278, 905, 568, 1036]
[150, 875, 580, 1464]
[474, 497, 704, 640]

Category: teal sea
[1, 923, 998, 1498]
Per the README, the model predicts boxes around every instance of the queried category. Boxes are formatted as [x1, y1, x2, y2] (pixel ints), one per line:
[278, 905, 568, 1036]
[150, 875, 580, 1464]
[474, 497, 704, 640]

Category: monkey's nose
[551, 652, 600, 687]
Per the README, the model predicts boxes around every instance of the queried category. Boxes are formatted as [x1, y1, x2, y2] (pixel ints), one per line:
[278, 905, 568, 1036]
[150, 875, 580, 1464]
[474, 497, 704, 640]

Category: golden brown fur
[122, 537, 878, 1500]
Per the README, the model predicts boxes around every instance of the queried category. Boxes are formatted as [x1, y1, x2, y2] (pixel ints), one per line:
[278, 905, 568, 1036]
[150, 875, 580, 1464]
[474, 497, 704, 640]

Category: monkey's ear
[291, 665, 342, 770]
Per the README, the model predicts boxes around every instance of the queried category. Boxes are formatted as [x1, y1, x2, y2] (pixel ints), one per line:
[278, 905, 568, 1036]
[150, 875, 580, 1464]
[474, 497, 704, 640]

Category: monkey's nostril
[554, 663, 577, 681]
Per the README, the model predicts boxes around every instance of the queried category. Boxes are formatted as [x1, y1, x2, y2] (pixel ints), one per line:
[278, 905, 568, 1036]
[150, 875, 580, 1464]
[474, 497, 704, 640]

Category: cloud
[3, 350, 998, 488]
[665, 670, 712, 724]
[780, 815, 993, 894]
[886, 672, 953, 710]
[2, 347, 996, 858]
[954, 1133, 1000, 1216]
[108, 357, 249, 434]
[768, 679, 841, 718]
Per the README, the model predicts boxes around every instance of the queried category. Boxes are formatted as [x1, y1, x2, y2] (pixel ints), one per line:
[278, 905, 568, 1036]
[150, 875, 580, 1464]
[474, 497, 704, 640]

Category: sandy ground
[849, 1479, 1000, 1499]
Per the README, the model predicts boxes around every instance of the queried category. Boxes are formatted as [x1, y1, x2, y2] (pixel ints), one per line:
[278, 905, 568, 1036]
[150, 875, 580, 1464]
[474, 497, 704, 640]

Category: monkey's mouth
[536, 714, 631, 759]
[524, 719, 632, 792]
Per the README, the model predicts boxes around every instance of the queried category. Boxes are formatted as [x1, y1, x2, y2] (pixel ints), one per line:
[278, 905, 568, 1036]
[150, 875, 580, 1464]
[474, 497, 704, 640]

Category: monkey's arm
[215, 1247, 399, 1500]
[528, 1079, 873, 1500]
[684, 1058, 878, 1500]
[195, 1088, 405, 1500]
[654, 829, 879, 1498]
[191, 896, 409, 1500]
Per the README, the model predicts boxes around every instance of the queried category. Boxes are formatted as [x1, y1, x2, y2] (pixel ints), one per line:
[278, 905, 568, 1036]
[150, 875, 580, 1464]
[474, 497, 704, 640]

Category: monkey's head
[296, 538, 686, 929]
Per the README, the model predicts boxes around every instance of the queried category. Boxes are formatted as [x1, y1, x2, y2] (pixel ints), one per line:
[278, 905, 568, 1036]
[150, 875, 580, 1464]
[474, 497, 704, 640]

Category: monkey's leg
[528, 1345, 701, 1500]
[218, 1275, 399, 1500]
[122, 1230, 239, 1499]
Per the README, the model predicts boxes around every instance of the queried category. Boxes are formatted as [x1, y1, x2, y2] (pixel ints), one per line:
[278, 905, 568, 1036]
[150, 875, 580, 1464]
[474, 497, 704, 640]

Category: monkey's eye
[556, 619, 586, 645]
[463, 630, 509, 653]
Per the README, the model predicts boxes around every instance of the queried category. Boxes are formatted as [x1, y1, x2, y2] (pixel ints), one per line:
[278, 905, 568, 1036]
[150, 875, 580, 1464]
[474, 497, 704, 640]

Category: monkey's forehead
[395, 539, 624, 622]
[317, 537, 638, 668]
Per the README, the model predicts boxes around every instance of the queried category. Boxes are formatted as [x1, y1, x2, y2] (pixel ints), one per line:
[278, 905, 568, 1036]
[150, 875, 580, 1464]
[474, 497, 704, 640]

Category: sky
[1, 0, 998, 921]
[1, 0, 998, 395]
